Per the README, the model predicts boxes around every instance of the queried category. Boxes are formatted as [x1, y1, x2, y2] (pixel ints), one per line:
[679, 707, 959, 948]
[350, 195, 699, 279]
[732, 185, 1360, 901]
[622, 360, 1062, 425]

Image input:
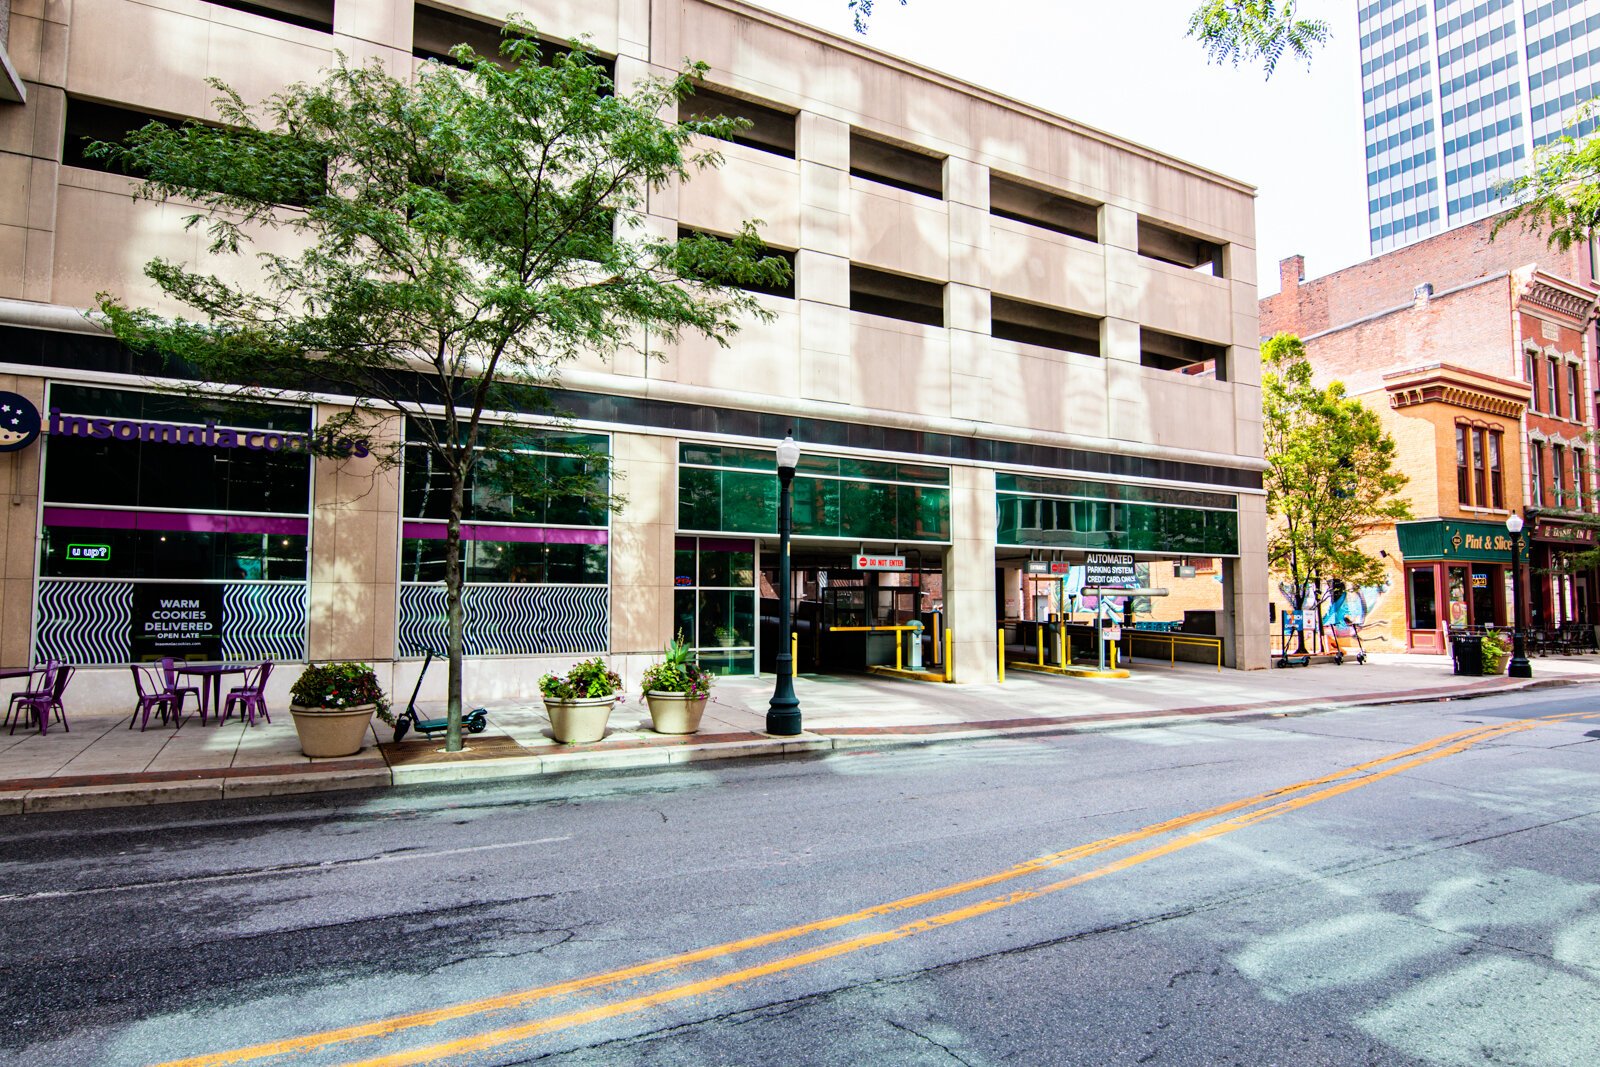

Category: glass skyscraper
[1361, 0, 1600, 252]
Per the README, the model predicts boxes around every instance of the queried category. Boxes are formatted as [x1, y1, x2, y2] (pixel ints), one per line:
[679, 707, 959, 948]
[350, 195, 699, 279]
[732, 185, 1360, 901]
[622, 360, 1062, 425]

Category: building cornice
[1511, 265, 1600, 325]
[1382, 362, 1529, 419]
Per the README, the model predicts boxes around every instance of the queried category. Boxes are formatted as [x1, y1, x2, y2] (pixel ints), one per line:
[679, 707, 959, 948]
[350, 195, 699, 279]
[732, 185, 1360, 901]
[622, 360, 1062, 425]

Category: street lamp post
[767, 430, 802, 735]
[1506, 513, 1532, 679]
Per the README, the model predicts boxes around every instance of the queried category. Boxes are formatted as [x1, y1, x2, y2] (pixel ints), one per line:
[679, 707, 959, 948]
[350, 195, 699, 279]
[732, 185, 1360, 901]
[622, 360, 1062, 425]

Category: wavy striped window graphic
[34, 579, 308, 665]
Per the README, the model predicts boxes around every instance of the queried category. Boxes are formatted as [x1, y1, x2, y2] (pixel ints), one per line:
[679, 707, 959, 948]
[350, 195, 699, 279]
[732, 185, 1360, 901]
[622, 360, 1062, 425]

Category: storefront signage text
[48, 410, 370, 457]
[1024, 561, 1073, 576]
[854, 554, 906, 571]
[1533, 522, 1596, 545]
[1449, 528, 1513, 554]
[1084, 551, 1137, 588]
[131, 583, 223, 660]
[67, 544, 111, 562]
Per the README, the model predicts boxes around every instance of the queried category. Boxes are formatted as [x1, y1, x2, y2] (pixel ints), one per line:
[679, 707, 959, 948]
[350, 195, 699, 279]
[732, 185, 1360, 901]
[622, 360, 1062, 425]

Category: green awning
[1395, 519, 1516, 563]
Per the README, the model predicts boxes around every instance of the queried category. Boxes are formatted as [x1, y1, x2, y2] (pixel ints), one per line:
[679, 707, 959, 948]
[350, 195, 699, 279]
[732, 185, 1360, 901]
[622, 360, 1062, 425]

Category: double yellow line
[158, 714, 1577, 1067]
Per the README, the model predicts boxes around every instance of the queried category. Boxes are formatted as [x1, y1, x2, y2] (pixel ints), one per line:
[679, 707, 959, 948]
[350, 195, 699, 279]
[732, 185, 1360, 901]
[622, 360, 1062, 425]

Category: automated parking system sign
[1084, 552, 1137, 588]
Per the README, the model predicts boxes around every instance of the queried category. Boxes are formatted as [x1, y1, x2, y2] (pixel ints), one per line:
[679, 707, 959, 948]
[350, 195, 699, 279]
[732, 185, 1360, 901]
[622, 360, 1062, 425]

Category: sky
[748, 0, 1369, 296]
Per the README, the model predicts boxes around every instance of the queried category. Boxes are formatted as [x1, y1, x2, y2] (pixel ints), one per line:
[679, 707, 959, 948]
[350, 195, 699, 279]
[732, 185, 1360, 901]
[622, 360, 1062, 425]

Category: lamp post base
[766, 697, 801, 736]
[1508, 656, 1532, 679]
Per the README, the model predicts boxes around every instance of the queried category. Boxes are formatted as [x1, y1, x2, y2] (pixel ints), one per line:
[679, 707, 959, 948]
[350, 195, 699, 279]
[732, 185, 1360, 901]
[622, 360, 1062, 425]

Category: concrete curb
[2, 675, 1587, 814]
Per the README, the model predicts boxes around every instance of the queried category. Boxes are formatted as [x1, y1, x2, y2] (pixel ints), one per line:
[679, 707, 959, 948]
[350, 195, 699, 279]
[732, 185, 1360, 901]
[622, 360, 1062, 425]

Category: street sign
[854, 554, 905, 571]
[1175, 565, 1196, 578]
[1024, 561, 1073, 576]
[1084, 552, 1137, 587]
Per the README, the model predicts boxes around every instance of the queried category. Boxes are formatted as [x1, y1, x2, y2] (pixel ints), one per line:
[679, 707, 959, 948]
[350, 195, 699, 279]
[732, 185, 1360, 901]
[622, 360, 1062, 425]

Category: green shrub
[539, 658, 621, 700]
[291, 661, 391, 723]
[1481, 630, 1511, 674]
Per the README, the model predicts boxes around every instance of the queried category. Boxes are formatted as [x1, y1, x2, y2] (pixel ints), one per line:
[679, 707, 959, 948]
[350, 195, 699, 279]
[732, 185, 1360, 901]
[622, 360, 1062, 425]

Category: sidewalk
[5, 652, 1598, 815]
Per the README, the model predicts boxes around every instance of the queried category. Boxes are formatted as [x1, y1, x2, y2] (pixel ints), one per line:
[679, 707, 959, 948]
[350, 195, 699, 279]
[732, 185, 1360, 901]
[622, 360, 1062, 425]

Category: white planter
[289, 703, 376, 758]
[543, 695, 616, 743]
[644, 691, 707, 734]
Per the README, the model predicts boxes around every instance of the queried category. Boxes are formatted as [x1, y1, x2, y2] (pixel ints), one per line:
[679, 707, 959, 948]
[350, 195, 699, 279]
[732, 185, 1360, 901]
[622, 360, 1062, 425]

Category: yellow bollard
[995, 628, 1002, 685]
[1036, 626, 1044, 667]
[946, 628, 954, 683]
[791, 632, 797, 671]
[1111, 643, 1118, 671]
[895, 628, 904, 672]
[1058, 624, 1067, 670]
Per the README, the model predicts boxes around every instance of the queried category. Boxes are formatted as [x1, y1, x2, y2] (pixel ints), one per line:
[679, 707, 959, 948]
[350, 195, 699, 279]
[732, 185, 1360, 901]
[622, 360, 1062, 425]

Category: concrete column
[797, 111, 851, 404]
[0, 373, 43, 668]
[1229, 492, 1270, 669]
[308, 407, 402, 664]
[0, 0, 68, 303]
[945, 464, 997, 682]
[608, 431, 675, 685]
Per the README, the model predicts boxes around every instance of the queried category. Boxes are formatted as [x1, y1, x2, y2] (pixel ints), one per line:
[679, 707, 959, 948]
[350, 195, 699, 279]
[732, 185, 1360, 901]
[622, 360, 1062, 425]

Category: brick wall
[1261, 215, 1594, 339]
[1294, 281, 1516, 395]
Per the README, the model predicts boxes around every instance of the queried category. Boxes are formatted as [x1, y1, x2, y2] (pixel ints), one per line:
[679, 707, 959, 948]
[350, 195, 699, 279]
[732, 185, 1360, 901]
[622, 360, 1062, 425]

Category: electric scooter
[1276, 612, 1311, 668]
[392, 650, 488, 742]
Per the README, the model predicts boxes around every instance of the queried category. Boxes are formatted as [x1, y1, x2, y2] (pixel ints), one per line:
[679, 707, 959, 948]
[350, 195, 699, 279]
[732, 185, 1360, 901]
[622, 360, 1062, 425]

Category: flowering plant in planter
[538, 659, 622, 701]
[538, 659, 622, 744]
[640, 634, 714, 700]
[290, 661, 392, 724]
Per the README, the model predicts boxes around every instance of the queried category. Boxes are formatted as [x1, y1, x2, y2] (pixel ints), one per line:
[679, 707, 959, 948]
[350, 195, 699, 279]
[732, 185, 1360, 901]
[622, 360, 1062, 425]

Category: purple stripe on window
[44, 507, 308, 536]
[402, 521, 608, 545]
[677, 536, 755, 552]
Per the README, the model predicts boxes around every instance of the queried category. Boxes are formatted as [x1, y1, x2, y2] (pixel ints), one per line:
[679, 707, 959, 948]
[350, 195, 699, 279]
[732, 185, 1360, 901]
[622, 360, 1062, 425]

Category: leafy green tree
[848, 0, 1329, 77]
[92, 25, 789, 751]
[1262, 334, 1411, 652]
[1492, 99, 1600, 251]
[1185, 1, 1329, 76]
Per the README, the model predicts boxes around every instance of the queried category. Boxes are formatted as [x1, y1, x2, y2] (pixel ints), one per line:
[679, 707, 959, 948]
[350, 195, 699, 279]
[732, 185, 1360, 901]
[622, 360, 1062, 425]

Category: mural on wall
[1276, 581, 1394, 639]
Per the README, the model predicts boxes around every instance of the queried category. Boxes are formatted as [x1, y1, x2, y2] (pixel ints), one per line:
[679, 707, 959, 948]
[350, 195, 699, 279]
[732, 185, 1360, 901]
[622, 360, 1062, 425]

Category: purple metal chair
[161, 657, 203, 723]
[221, 661, 273, 726]
[129, 664, 176, 731]
[6, 661, 60, 735]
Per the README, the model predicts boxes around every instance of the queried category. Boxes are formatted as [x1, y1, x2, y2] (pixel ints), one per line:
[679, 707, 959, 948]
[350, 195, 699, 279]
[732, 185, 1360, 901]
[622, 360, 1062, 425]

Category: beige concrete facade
[0, 0, 1267, 705]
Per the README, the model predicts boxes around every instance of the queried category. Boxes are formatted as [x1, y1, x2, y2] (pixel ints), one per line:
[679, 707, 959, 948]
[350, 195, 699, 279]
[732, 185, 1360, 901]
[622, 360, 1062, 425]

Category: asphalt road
[3, 687, 1599, 1067]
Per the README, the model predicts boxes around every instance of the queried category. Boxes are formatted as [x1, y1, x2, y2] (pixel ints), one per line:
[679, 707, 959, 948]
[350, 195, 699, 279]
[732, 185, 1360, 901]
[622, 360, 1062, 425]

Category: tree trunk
[1312, 575, 1326, 655]
[444, 469, 466, 752]
[1292, 576, 1310, 656]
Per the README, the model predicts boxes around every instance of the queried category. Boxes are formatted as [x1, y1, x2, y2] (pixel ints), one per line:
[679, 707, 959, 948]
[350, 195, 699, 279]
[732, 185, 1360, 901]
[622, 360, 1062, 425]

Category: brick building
[1261, 216, 1600, 653]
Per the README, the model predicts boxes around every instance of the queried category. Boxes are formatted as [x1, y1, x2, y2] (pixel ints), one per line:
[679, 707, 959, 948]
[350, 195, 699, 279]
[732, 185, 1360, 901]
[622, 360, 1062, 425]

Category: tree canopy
[1492, 100, 1600, 252]
[847, 0, 1329, 77]
[1262, 334, 1411, 635]
[92, 25, 788, 749]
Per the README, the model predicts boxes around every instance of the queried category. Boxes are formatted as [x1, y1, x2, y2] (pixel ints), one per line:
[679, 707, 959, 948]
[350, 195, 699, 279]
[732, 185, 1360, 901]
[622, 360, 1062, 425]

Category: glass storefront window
[996, 495, 1238, 556]
[679, 463, 951, 543]
[698, 546, 754, 588]
[399, 539, 607, 584]
[36, 385, 316, 667]
[697, 590, 756, 648]
[41, 527, 308, 581]
[1409, 568, 1438, 629]
[43, 428, 311, 514]
[674, 537, 757, 674]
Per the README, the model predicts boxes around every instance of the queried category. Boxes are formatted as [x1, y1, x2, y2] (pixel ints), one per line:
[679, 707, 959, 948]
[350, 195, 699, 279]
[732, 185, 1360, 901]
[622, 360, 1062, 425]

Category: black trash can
[1451, 633, 1484, 676]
